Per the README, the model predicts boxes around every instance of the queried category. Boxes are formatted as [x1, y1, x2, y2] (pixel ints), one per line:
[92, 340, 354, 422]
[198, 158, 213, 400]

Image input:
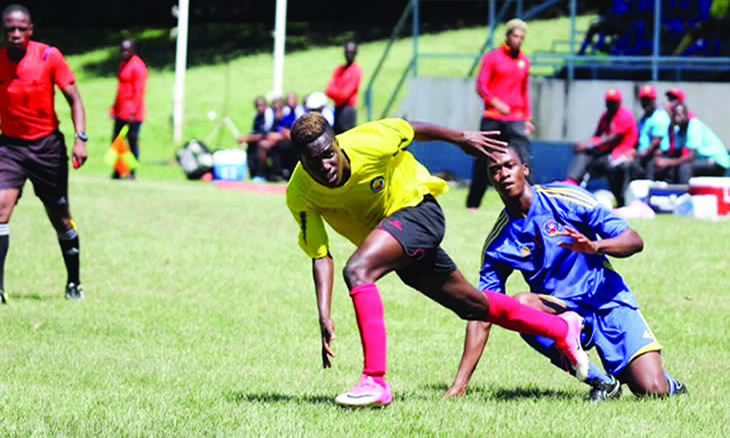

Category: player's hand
[574, 141, 590, 153]
[524, 120, 536, 136]
[320, 318, 336, 368]
[494, 99, 511, 115]
[654, 157, 670, 169]
[459, 130, 508, 160]
[72, 139, 88, 169]
[557, 226, 600, 254]
[444, 384, 467, 398]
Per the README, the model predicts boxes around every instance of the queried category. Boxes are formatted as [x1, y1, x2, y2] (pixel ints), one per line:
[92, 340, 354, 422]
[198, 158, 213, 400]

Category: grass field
[1, 176, 729, 436]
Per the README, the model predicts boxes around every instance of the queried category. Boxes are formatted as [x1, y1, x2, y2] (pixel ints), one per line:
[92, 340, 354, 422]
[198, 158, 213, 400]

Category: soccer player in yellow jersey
[286, 113, 589, 407]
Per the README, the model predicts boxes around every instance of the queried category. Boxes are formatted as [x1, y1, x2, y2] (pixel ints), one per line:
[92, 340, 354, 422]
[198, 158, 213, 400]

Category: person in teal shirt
[655, 104, 729, 178]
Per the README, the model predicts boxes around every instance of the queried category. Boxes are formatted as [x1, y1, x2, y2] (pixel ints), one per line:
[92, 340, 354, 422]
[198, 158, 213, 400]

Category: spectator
[325, 41, 362, 134]
[672, 0, 730, 56]
[110, 39, 147, 180]
[577, 0, 631, 55]
[282, 91, 306, 121]
[631, 84, 671, 179]
[238, 96, 274, 182]
[563, 88, 638, 207]
[263, 97, 297, 181]
[657, 103, 730, 178]
[304, 91, 335, 127]
[467, 18, 535, 210]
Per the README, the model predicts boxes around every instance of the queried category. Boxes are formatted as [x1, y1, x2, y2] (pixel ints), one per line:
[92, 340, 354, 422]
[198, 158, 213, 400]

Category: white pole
[173, 0, 190, 144]
[272, 0, 287, 97]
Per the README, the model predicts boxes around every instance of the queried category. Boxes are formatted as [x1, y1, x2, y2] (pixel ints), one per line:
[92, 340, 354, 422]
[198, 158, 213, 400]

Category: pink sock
[350, 283, 387, 386]
[483, 290, 568, 342]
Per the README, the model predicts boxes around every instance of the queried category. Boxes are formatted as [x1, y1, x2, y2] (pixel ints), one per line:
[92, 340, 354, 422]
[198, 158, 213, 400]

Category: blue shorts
[541, 295, 663, 376]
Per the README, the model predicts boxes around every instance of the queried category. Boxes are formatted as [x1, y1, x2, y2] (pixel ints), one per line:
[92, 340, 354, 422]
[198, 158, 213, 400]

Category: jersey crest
[543, 219, 563, 237]
[370, 176, 385, 193]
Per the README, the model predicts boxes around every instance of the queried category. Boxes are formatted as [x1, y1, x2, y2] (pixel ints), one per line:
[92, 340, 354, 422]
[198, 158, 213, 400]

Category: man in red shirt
[325, 41, 362, 134]
[110, 39, 147, 180]
[0, 4, 88, 303]
[564, 88, 638, 207]
[467, 18, 535, 209]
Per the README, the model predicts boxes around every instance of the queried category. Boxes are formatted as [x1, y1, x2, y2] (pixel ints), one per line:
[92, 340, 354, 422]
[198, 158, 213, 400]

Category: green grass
[1, 177, 729, 436]
[48, 14, 594, 181]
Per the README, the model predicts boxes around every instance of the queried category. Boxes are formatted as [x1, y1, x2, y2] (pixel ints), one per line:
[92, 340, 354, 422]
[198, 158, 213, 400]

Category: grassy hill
[44, 15, 593, 180]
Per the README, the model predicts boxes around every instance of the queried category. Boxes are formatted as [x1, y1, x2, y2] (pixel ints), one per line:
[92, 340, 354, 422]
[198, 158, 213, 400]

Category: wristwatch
[75, 132, 88, 142]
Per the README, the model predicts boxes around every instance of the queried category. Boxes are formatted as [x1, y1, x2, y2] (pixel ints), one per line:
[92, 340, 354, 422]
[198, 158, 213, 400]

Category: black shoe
[0, 289, 6, 304]
[65, 282, 84, 300]
[588, 376, 622, 402]
[675, 381, 688, 395]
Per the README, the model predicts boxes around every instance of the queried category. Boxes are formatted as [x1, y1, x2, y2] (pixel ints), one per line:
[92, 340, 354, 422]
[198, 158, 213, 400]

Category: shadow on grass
[225, 391, 331, 405]
[422, 383, 578, 401]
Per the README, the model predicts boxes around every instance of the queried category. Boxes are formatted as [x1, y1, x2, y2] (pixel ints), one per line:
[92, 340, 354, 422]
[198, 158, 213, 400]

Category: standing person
[562, 88, 637, 207]
[467, 18, 535, 210]
[446, 143, 687, 400]
[325, 41, 362, 134]
[0, 4, 88, 303]
[110, 39, 147, 180]
[286, 113, 589, 408]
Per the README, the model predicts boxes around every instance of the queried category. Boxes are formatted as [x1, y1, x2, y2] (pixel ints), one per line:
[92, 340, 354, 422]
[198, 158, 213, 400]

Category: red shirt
[111, 54, 147, 121]
[325, 62, 362, 107]
[0, 41, 76, 140]
[590, 105, 638, 160]
[476, 44, 531, 121]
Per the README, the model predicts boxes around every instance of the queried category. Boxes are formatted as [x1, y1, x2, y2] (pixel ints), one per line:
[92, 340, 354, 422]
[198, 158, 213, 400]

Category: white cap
[305, 91, 327, 110]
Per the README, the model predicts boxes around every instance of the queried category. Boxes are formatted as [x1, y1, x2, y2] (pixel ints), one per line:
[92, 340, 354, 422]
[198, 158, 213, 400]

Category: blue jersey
[479, 183, 637, 310]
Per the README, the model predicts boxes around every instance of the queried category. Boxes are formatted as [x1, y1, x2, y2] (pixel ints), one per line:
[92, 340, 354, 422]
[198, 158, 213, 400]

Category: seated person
[237, 96, 274, 181]
[578, 0, 632, 55]
[563, 89, 638, 207]
[631, 85, 671, 180]
[673, 0, 730, 56]
[262, 97, 298, 181]
[282, 91, 306, 120]
[446, 143, 687, 401]
[304, 91, 335, 127]
[656, 103, 730, 179]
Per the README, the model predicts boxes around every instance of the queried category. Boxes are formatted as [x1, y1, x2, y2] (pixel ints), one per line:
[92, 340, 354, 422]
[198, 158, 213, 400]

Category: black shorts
[0, 130, 69, 206]
[377, 195, 457, 283]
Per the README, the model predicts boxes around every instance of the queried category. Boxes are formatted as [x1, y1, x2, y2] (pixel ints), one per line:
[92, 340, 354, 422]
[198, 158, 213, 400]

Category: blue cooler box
[212, 149, 247, 181]
[647, 184, 688, 213]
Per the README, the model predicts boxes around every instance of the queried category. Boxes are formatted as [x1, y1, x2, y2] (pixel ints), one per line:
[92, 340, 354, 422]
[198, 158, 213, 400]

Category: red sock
[483, 290, 568, 342]
[350, 283, 387, 386]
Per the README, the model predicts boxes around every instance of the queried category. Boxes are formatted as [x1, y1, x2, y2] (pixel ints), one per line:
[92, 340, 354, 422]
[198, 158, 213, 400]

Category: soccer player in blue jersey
[445, 143, 687, 401]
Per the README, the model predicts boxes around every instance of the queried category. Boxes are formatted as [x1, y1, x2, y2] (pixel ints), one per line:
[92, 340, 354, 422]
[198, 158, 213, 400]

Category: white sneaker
[335, 375, 393, 408]
[557, 311, 589, 381]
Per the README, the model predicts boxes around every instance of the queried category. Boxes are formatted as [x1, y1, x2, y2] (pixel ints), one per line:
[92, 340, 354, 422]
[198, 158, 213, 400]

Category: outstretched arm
[313, 255, 336, 368]
[445, 321, 492, 397]
[410, 121, 507, 159]
[558, 226, 643, 258]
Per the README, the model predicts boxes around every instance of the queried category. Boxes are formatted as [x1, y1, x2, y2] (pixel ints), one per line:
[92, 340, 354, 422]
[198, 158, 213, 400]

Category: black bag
[175, 139, 213, 180]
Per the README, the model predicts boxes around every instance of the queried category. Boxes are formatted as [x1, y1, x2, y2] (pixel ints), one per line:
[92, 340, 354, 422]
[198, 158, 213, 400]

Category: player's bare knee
[343, 257, 373, 289]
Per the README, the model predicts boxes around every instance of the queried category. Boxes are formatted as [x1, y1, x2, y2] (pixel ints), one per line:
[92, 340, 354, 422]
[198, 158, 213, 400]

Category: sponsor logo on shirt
[517, 59, 526, 69]
[543, 219, 563, 237]
[370, 176, 385, 193]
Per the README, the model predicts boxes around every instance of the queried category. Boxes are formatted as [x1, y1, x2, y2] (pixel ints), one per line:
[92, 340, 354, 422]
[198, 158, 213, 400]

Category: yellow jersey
[286, 118, 449, 259]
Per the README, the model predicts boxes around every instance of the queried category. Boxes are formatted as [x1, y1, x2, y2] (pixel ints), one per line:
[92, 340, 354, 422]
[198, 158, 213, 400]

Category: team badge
[543, 219, 563, 237]
[517, 59, 526, 69]
[370, 176, 385, 193]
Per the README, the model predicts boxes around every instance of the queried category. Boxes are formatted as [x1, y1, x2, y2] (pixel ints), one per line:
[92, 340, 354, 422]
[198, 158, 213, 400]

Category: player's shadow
[424, 383, 578, 401]
[224, 391, 331, 405]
